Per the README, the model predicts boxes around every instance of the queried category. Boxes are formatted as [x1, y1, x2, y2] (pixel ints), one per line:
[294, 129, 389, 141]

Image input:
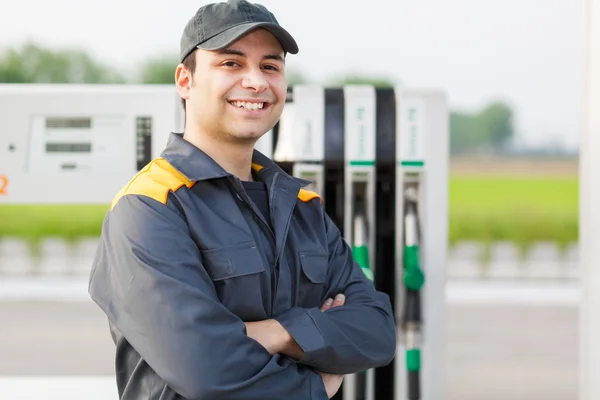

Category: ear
[175, 64, 192, 102]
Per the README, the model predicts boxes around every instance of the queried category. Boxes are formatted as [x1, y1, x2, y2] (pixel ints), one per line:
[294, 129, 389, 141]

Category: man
[88, 1, 397, 399]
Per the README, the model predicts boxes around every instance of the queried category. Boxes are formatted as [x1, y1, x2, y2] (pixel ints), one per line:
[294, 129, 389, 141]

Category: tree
[477, 102, 514, 149]
[450, 101, 514, 155]
[139, 55, 179, 84]
[0, 42, 125, 84]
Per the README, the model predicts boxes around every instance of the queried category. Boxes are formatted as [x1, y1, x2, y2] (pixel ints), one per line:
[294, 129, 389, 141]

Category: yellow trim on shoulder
[251, 163, 264, 173]
[251, 162, 321, 203]
[110, 157, 194, 210]
[298, 188, 322, 204]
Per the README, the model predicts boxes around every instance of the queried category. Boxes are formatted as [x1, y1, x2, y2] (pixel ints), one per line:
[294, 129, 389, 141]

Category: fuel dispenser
[342, 85, 378, 400]
[290, 85, 326, 196]
[393, 88, 449, 400]
[0, 84, 182, 205]
[0, 83, 448, 400]
[272, 85, 448, 400]
[272, 85, 340, 212]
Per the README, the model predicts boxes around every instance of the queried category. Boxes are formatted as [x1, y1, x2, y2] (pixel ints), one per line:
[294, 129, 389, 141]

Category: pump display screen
[45, 143, 92, 153]
[45, 118, 92, 129]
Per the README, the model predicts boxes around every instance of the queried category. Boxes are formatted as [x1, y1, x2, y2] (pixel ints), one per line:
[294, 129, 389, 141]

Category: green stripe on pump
[400, 161, 424, 167]
[350, 161, 375, 166]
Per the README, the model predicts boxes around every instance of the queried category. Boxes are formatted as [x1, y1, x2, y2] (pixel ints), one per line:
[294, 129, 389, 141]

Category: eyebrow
[217, 48, 285, 63]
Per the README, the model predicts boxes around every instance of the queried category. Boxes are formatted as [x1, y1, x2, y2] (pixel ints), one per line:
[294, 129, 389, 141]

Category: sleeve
[274, 208, 397, 375]
[88, 194, 328, 400]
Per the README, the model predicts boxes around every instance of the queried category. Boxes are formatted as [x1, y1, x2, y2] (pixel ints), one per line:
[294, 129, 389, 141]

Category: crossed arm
[89, 196, 396, 399]
[245, 295, 348, 398]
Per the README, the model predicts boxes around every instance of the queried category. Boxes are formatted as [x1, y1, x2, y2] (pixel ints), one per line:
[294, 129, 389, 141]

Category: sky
[0, 0, 587, 151]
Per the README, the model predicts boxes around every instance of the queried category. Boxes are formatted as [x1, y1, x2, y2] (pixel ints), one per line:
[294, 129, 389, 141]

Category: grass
[449, 175, 578, 254]
[0, 204, 109, 251]
[0, 174, 579, 253]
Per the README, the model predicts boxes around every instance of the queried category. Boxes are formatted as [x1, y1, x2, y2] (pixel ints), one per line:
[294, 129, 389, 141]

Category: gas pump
[401, 186, 424, 400]
[394, 87, 448, 400]
[0, 84, 181, 205]
[276, 85, 448, 400]
[272, 89, 296, 176]
[342, 85, 378, 400]
[291, 85, 326, 196]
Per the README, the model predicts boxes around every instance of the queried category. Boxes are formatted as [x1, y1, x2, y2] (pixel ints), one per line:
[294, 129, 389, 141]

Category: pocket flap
[299, 252, 328, 284]
[201, 242, 265, 281]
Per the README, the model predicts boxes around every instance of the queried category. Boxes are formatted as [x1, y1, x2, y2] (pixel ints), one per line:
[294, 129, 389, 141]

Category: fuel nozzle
[352, 197, 374, 282]
[403, 187, 425, 400]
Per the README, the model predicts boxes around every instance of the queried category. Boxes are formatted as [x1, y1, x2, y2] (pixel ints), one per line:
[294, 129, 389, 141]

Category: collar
[160, 132, 312, 187]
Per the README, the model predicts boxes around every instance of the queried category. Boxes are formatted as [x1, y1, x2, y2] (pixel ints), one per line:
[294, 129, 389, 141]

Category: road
[0, 293, 578, 400]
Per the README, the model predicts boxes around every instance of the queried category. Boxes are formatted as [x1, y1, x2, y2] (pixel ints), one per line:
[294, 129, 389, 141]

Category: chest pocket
[297, 251, 328, 308]
[200, 241, 268, 321]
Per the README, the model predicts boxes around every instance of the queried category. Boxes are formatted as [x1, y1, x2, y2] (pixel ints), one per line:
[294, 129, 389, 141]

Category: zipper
[269, 199, 295, 317]
[228, 176, 275, 240]
[228, 175, 278, 316]
[267, 173, 280, 317]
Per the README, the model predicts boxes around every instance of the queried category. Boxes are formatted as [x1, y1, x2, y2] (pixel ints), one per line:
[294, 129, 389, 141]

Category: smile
[228, 100, 270, 111]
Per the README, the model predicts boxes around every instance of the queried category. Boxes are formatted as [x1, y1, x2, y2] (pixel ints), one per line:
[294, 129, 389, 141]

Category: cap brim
[196, 22, 299, 55]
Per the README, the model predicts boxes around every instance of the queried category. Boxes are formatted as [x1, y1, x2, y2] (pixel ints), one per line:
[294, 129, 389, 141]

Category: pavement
[0, 278, 580, 400]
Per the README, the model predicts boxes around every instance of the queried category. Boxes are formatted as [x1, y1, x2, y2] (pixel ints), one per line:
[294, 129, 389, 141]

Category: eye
[223, 61, 240, 67]
[263, 65, 280, 71]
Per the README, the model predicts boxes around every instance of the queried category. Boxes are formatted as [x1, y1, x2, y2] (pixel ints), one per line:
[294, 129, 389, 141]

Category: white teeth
[231, 101, 264, 110]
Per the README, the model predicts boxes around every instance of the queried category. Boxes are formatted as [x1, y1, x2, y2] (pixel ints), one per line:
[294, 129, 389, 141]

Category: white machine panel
[293, 84, 325, 162]
[0, 84, 182, 204]
[395, 86, 449, 400]
[254, 129, 273, 158]
[291, 85, 326, 195]
[28, 115, 128, 174]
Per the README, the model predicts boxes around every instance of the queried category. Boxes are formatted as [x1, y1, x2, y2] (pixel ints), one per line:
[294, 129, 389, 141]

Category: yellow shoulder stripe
[253, 162, 321, 203]
[298, 188, 322, 203]
[110, 157, 194, 210]
[251, 163, 264, 173]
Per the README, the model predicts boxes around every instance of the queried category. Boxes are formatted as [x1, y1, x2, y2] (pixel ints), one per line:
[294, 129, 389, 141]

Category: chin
[228, 125, 271, 140]
[235, 132, 266, 141]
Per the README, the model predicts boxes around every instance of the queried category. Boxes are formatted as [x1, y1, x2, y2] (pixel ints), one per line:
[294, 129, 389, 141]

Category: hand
[317, 371, 344, 398]
[244, 293, 346, 360]
[244, 319, 304, 360]
[317, 294, 345, 398]
[320, 293, 346, 312]
[244, 319, 286, 355]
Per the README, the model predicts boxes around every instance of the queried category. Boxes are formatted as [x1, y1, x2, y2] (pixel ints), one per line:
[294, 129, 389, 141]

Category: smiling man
[88, 1, 396, 399]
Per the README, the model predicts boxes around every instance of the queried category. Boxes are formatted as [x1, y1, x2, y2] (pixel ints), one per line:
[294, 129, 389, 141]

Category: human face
[176, 29, 287, 145]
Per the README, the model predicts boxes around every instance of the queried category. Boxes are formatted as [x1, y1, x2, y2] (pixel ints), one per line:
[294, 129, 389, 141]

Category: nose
[241, 67, 268, 93]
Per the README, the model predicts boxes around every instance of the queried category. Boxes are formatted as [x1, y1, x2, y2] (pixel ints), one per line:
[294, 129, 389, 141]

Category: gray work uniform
[88, 132, 397, 400]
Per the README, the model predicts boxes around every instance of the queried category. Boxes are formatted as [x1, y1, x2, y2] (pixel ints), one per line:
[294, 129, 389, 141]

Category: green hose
[353, 243, 374, 282]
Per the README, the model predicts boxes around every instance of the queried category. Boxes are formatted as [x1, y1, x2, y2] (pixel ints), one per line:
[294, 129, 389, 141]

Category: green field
[0, 175, 579, 252]
[449, 175, 578, 252]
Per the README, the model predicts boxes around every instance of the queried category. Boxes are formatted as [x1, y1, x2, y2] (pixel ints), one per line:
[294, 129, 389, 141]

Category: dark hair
[180, 50, 197, 111]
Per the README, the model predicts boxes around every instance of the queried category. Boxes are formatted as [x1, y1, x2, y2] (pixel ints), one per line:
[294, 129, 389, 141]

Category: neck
[183, 125, 255, 182]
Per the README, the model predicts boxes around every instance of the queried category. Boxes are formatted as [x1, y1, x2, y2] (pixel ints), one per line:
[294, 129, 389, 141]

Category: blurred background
[0, 0, 586, 399]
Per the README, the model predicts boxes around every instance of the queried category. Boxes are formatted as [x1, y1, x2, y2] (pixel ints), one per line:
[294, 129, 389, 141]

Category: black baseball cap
[180, 0, 299, 62]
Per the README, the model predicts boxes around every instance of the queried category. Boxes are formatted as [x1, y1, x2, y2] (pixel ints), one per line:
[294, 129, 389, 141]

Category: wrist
[271, 319, 292, 354]
[271, 319, 305, 360]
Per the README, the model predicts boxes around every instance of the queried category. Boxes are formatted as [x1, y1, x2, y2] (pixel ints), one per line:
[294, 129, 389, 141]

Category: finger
[331, 294, 345, 308]
[320, 298, 333, 312]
